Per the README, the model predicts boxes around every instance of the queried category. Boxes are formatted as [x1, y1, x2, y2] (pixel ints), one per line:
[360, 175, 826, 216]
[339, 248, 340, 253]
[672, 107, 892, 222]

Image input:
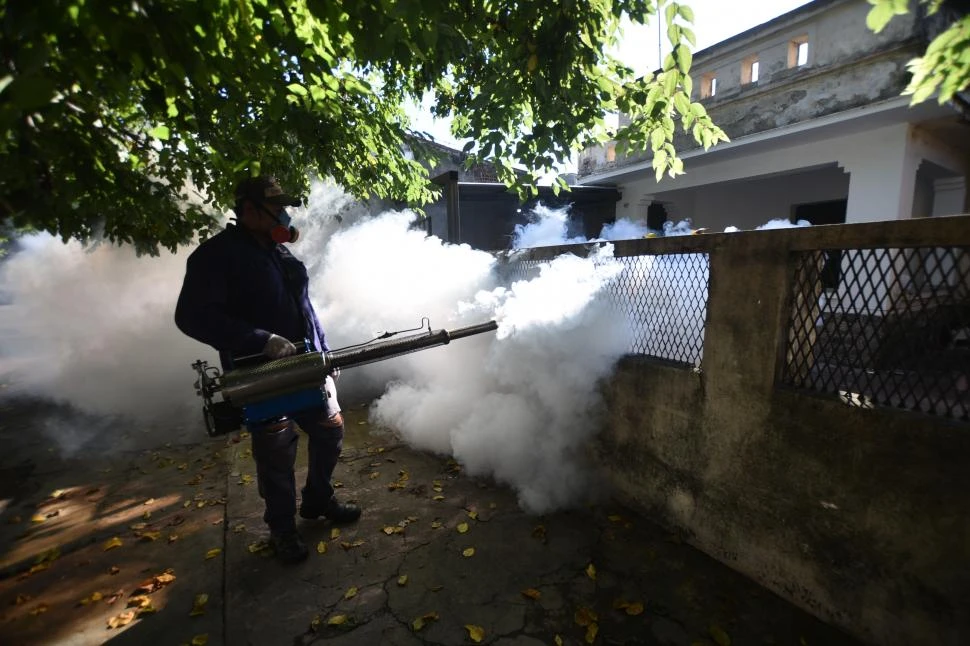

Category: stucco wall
[577, 0, 926, 178]
[588, 217, 970, 646]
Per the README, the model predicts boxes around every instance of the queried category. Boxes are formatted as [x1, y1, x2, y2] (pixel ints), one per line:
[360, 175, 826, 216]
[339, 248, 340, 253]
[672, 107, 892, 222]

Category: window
[606, 142, 616, 163]
[788, 35, 809, 67]
[700, 72, 717, 98]
[741, 55, 760, 84]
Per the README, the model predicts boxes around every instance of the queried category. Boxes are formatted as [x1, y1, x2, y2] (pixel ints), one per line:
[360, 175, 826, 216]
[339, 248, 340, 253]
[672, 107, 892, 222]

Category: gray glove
[262, 334, 297, 359]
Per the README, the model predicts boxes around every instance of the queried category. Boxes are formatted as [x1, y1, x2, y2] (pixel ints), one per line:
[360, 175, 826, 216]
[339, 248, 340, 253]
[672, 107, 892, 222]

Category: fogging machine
[190, 319, 498, 436]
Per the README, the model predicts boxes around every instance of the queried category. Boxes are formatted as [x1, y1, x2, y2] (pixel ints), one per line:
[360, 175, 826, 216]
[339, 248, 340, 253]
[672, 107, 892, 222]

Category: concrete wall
[520, 217, 970, 646]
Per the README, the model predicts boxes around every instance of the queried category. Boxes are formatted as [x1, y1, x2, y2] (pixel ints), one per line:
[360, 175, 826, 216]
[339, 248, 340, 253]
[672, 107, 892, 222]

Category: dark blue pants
[249, 408, 344, 533]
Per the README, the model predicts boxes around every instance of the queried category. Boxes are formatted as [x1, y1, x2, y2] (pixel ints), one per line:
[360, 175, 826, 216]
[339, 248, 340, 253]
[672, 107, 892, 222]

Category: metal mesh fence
[504, 251, 710, 366]
[783, 246, 970, 421]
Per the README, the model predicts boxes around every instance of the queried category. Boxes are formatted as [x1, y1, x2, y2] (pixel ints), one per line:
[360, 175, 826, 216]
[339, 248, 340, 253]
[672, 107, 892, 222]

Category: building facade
[577, 0, 969, 231]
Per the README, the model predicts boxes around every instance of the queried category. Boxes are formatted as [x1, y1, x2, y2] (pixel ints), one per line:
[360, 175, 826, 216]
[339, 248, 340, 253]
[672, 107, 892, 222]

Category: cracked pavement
[224, 401, 861, 646]
[0, 394, 862, 645]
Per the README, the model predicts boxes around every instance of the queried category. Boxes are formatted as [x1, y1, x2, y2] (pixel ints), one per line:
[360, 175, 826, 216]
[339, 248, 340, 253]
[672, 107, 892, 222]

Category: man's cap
[234, 176, 302, 207]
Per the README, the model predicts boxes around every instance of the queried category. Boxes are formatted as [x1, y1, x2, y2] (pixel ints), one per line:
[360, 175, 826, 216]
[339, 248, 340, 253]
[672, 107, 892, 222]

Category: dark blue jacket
[175, 223, 328, 369]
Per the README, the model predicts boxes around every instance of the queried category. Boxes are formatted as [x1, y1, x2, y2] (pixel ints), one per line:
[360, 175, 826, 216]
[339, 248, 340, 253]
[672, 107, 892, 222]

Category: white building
[577, 0, 970, 231]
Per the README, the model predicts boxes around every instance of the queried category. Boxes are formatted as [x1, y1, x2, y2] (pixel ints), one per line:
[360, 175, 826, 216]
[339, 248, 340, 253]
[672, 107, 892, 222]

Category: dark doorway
[793, 199, 847, 290]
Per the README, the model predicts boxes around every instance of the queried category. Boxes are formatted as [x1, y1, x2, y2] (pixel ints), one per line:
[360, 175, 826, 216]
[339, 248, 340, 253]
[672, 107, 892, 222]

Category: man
[175, 175, 360, 564]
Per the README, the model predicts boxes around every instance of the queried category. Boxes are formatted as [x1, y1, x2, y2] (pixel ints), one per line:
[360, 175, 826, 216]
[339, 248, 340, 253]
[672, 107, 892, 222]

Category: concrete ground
[0, 393, 863, 646]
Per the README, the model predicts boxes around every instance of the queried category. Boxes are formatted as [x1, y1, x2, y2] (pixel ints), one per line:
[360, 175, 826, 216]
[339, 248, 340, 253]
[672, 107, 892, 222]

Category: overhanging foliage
[1, 0, 726, 254]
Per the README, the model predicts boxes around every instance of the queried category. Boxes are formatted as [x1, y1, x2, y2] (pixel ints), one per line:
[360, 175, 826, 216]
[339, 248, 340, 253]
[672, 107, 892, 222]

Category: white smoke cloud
[757, 218, 811, 230]
[0, 181, 632, 512]
[600, 218, 651, 240]
[511, 204, 587, 249]
[0, 233, 216, 454]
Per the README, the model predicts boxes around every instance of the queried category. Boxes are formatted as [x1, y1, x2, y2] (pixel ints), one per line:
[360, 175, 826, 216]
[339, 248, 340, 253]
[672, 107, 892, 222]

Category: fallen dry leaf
[467, 510, 478, 520]
[14, 593, 32, 605]
[107, 610, 136, 629]
[190, 593, 209, 617]
[127, 595, 152, 609]
[709, 624, 732, 646]
[328, 614, 348, 626]
[204, 548, 221, 560]
[344, 587, 358, 599]
[369, 472, 380, 480]
[521, 588, 541, 600]
[132, 570, 176, 595]
[35, 547, 60, 565]
[462, 547, 475, 557]
[585, 622, 599, 644]
[412, 611, 439, 631]
[457, 522, 469, 534]
[555, 635, 564, 646]
[249, 540, 271, 554]
[79, 591, 104, 606]
[330, 528, 341, 540]
[431, 520, 443, 529]
[143, 498, 155, 506]
[613, 599, 644, 616]
[432, 495, 445, 501]
[138, 531, 162, 542]
[585, 563, 597, 580]
[108, 565, 120, 575]
[136, 605, 157, 617]
[316, 541, 327, 554]
[574, 606, 598, 627]
[397, 575, 408, 586]
[190, 635, 208, 646]
[103, 537, 123, 551]
[465, 624, 486, 643]
[28, 603, 48, 616]
[310, 614, 321, 632]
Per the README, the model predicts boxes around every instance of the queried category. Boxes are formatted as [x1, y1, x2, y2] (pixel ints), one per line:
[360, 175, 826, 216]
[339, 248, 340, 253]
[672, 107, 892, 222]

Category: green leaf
[673, 92, 691, 116]
[865, 1, 903, 33]
[149, 125, 171, 140]
[664, 3, 678, 27]
[674, 45, 692, 74]
[663, 71, 678, 96]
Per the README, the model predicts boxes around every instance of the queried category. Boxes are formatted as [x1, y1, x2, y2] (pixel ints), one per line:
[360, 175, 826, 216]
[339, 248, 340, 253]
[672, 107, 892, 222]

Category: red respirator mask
[265, 207, 300, 244]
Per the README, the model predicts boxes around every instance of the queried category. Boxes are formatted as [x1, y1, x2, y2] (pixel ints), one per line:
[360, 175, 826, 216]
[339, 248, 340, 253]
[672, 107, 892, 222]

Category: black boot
[270, 529, 308, 564]
[300, 497, 361, 524]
